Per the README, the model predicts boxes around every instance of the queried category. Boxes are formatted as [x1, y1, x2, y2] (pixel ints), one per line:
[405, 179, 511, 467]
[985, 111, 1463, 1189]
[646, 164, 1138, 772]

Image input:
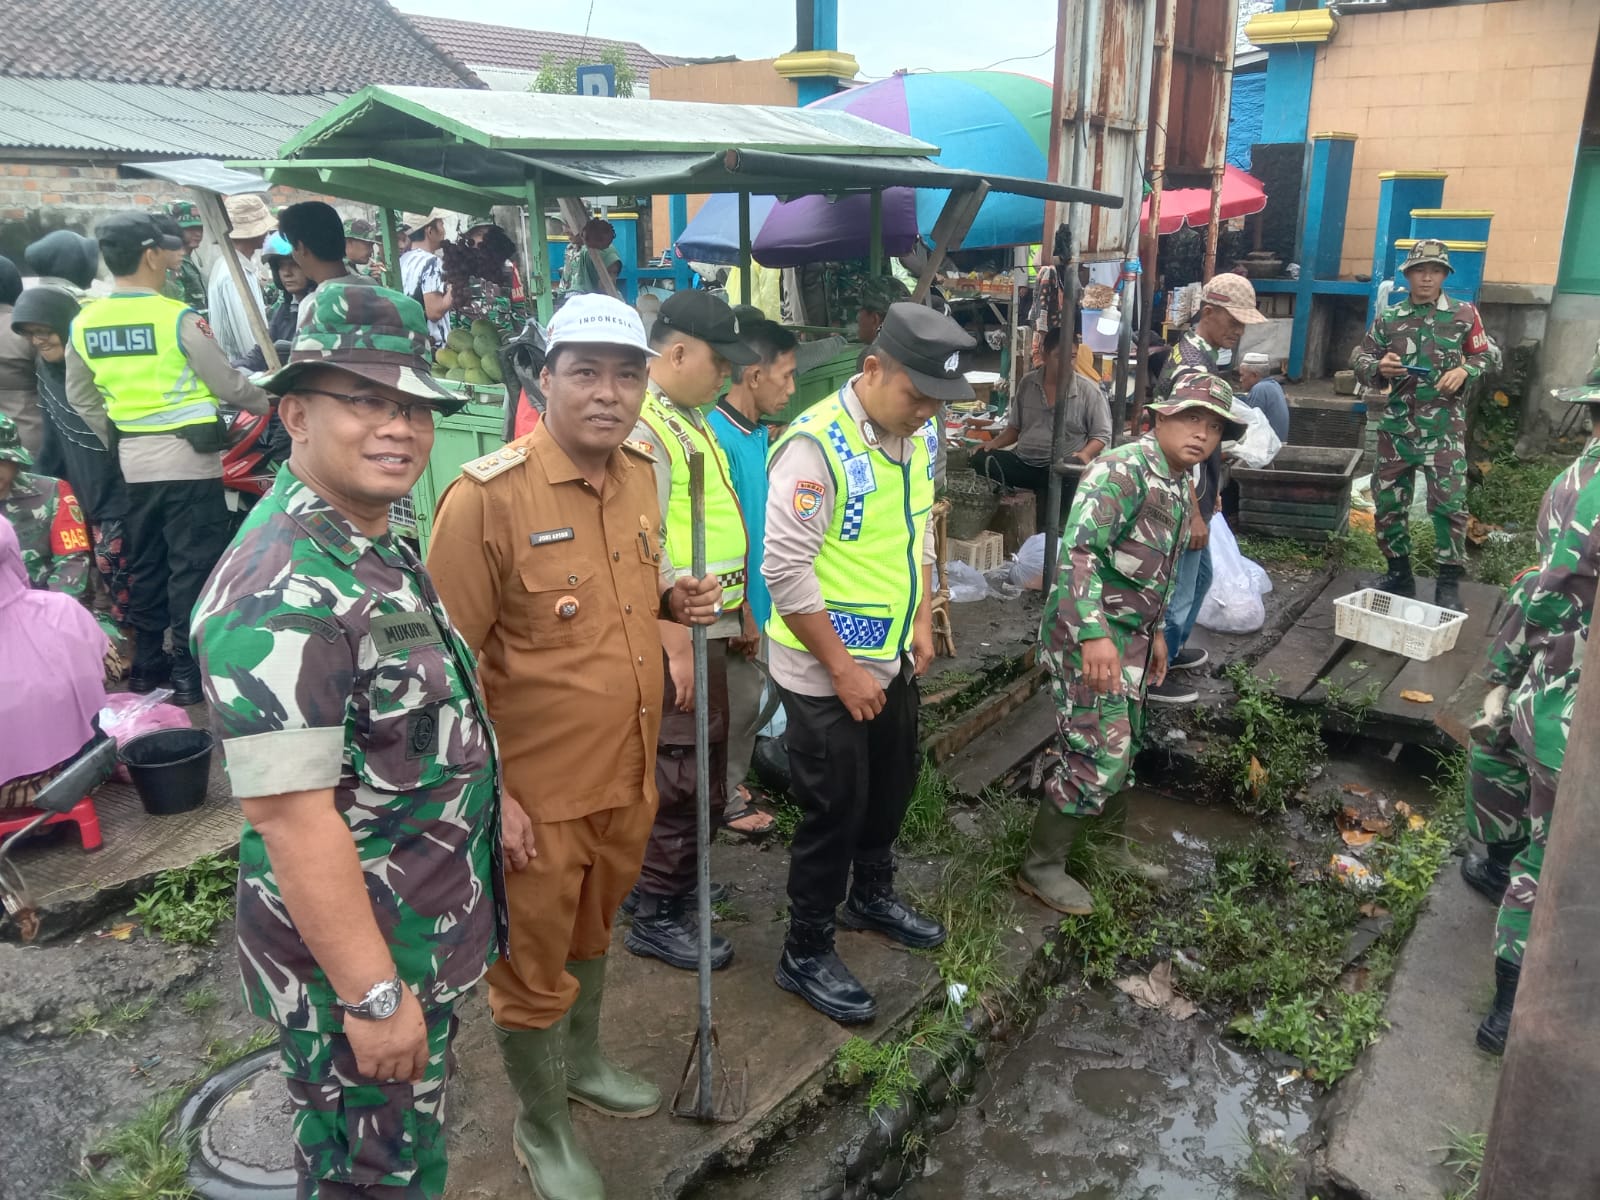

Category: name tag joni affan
[370, 611, 444, 654]
[83, 324, 158, 358]
[529, 527, 575, 547]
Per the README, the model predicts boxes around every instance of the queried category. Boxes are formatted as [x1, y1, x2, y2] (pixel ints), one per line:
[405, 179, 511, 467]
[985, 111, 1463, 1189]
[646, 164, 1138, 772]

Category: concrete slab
[1320, 868, 1502, 1200]
[942, 688, 1056, 799]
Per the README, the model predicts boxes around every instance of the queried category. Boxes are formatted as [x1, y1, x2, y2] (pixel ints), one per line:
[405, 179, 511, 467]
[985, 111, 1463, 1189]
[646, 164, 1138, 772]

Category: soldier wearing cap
[855, 275, 910, 345]
[762, 301, 959, 1023]
[1146, 272, 1266, 705]
[1021, 373, 1245, 914]
[66, 210, 271, 704]
[160, 201, 208, 317]
[622, 289, 757, 972]
[344, 216, 382, 278]
[1466, 343, 1600, 1056]
[426, 293, 722, 1199]
[0, 410, 92, 601]
[1352, 239, 1496, 611]
[191, 283, 505, 1200]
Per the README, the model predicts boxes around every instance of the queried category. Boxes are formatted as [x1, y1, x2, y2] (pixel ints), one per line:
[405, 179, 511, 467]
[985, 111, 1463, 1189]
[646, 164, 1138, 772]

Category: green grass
[1439, 1125, 1485, 1200]
[58, 1091, 194, 1200]
[69, 996, 158, 1041]
[131, 854, 237, 946]
[896, 760, 967, 856]
[1475, 532, 1539, 587]
[1468, 457, 1567, 528]
[1201, 663, 1326, 815]
[1236, 1125, 1297, 1198]
[767, 797, 803, 846]
[201, 1027, 278, 1070]
[1237, 536, 1322, 568]
[178, 987, 218, 1017]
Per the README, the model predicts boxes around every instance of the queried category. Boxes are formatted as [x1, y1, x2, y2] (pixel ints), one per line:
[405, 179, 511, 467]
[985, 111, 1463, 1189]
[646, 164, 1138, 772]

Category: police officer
[762, 302, 961, 1024]
[65, 211, 271, 703]
[192, 284, 504, 1199]
[0, 411, 91, 601]
[427, 294, 722, 1200]
[1472, 348, 1600, 1054]
[1352, 239, 1496, 611]
[1022, 374, 1244, 914]
[161, 201, 209, 316]
[625, 290, 757, 972]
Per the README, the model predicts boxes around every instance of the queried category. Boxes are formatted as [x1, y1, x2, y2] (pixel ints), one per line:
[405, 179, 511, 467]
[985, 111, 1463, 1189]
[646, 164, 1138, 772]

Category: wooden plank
[1373, 580, 1507, 729]
[1256, 570, 1365, 701]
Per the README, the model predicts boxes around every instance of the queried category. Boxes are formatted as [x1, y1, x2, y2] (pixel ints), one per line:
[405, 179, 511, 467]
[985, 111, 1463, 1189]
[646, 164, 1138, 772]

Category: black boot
[620, 880, 727, 917]
[1460, 840, 1525, 903]
[1369, 555, 1416, 597]
[624, 892, 733, 971]
[169, 649, 204, 707]
[775, 912, 876, 1025]
[838, 859, 947, 949]
[1434, 564, 1466, 613]
[129, 651, 172, 695]
[1475, 956, 1521, 1055]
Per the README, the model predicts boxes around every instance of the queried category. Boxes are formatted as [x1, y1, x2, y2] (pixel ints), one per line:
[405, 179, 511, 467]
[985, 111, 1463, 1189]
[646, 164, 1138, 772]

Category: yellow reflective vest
[638, 388, 748, 610]
[767, 387, 936, 662]
[69, 292, 220, 434]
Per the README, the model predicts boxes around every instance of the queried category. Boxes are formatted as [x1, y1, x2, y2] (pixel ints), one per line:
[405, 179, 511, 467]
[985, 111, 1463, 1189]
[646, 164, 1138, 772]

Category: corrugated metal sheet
[0, 78, 341, 155]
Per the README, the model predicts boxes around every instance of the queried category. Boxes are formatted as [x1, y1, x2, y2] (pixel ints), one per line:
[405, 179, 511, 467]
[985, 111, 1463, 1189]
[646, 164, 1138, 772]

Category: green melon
[456, 349, 480, 370]
[470, 318, 499, 340]
[446, 367, 468, 382]
[445, 328, 474, 352]
[435, 347, 459, 369]
[481, 357, 503, 383]
[464, 368, 490, 385]
[472, 333, 499, 361]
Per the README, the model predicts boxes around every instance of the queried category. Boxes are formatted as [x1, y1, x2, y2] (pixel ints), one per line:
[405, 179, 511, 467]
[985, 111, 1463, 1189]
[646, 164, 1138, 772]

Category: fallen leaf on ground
[1493, 391, 1510, 408]
[1115, 960, 1198, 1020]
[1247, 756, 1269, 798]
[1359, 902, 1390, 918]
[1393, 800, 1426, 829]
[1476, 459, 1495, 475]
[1341, 827, 1376, 846]
[1342, 783, 1373, 797]
[1466, 516, 1497, 546]
[102, 922, 136, 941]
[1399, 689, 1434, 703]
[1360, 816, 1393, 834]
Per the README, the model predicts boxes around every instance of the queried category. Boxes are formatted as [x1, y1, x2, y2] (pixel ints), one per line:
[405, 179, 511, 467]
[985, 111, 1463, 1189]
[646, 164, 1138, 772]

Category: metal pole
[1042, 227, 1080, 587]
[869, 189, 884, 276]
[377, 207, 401, 292]
[191, 189, 279, 372]
[1201, 0, 1240, 283]
[688, 451, 715, 1122]
[1112, 0, 1161, 444]
[526, 182, 554, 323]
[1479, 659, 1600, 1198]
[737, 191, 753, 307]
[1137, 0, 1178, 429]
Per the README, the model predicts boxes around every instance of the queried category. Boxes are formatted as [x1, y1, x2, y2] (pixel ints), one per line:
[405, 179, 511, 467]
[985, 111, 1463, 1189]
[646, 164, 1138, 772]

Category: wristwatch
[337, 976, 404, 1021]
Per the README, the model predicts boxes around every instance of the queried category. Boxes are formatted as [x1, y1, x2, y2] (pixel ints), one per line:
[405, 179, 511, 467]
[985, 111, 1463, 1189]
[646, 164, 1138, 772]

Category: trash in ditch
[1399, 689, 1434, 704]
[1395, 800, 1426, 830]
[946, 982, 969, 1008]
[101, 922, 136, 941]
[1336, 805, 1390, 845]
[1328, 854, 1382, 891]
[1115, 960, 1198, 1020]
[1275, 1069, 1303, 1091]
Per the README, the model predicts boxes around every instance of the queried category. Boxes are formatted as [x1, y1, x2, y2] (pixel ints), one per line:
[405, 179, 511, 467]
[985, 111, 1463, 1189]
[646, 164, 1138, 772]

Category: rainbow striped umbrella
[675, 71, 1052, 267]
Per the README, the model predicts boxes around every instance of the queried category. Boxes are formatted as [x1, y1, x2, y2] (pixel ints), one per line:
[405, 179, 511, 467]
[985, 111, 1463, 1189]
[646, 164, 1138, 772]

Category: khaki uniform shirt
[427, 423, 673, 824]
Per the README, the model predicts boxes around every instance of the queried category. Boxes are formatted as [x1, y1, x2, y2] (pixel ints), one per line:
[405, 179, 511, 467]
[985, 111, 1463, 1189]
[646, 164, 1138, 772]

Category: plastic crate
[1333, 588, 1468, 661]
[949, 531, 1005, 573]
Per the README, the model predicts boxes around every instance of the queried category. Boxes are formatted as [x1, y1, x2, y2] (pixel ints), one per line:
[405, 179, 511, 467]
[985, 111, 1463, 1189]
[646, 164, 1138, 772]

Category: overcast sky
[400, 0, 1060, 83]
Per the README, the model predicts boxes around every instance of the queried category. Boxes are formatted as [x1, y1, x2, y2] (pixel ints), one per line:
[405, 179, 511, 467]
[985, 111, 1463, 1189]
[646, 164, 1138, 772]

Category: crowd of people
[0, 194, 1592, 1200]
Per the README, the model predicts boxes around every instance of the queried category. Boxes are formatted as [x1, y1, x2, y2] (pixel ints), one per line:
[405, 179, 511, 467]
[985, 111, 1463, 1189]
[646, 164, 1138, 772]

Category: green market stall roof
[234, 86, 1123, 215]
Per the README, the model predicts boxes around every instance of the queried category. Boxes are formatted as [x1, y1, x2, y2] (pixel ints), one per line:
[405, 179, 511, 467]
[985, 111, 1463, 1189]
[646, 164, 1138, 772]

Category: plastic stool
[0, 795, 102, 852]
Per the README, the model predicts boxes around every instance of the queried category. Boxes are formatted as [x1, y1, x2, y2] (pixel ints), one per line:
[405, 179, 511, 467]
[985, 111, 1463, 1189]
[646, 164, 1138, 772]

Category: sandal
[721, 788, 776, 839]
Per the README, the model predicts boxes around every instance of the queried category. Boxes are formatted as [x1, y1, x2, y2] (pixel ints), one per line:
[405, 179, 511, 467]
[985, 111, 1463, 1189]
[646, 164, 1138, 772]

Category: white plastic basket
[1332, 588, 1468, 661]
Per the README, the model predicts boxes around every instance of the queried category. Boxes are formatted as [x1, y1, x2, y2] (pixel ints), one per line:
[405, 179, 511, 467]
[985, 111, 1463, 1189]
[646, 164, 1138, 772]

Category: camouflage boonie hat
[464, 216, 496, 233]
[858, 274, 911, 314]
[343, 217, 379, 243]
[1551, 337, 1600, 405]
[1148, 372, 1248, 441]
[166, 200, 203, 229]
[260, 283, 463, 412]
[1401, 238, 1453, 275]
[0, 412, 32, 467]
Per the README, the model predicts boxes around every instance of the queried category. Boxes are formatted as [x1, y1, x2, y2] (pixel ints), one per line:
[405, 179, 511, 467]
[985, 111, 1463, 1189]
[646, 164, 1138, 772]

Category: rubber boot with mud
[1095, 793, 1171, 883]
[775, 911, 876, 1025]
[1475, 956, 1521, 1055]
[1434, 563, 1466, 613]
[1460, 839, 1526, 903]
[1369, 555, 1416, 598]
[495, 1023, 605, 1199]
[838, 858, 947, 949]
[1016, 802, 1094, 914]
[563, 958, 660, 1118]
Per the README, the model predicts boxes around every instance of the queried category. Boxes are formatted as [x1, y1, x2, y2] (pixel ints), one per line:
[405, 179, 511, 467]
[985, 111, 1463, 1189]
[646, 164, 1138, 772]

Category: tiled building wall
[1306, 0, 1599, 287]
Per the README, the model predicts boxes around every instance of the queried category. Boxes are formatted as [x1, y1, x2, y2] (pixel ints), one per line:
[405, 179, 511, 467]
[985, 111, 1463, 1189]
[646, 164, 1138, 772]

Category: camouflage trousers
[1043, 674, 1146, 818]
[1465, 739, 1531, 848]
[1373, 430, 1468, 566]
[277, 1005, 457, 1199]
[1495, 756, 1561, 966]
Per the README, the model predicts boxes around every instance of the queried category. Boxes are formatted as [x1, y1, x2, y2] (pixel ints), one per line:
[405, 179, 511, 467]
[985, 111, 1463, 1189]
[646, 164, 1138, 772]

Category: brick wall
[1305, 0, 1600, 287]
[0, 158, 369, 266]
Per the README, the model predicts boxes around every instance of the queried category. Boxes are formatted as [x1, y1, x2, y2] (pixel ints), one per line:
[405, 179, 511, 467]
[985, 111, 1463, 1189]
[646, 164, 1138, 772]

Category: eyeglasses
[292, 387, 441, 427]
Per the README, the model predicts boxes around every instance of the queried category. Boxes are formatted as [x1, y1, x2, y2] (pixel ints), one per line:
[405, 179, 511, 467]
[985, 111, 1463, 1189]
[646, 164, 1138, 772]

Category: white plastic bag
[1196, 515, 1266, 633]
[946, 559, 989, 603]
[1245, 556, 1273, 596]
[1010, 532, 1047, 590]
[1221, 399, 1283, 469]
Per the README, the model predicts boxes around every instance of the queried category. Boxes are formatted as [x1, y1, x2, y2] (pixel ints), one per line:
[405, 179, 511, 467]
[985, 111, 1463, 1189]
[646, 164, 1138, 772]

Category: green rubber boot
[1016, 802, 1095, 914]
[1095, 792, 1171, 882]
[564, 958, 661, 1118]
[495, 1023, 605, 1200]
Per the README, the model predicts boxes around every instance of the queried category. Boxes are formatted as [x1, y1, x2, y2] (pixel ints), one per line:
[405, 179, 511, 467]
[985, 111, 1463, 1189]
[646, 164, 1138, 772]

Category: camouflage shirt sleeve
[197, 581, 355, 799]
[1518, 496, 1600, 651]
[43, 479, 91, 601]
[1055, 457, 1139, 644]
[1351, 310, 1392, 390]
[1483, 568, 1536, 687]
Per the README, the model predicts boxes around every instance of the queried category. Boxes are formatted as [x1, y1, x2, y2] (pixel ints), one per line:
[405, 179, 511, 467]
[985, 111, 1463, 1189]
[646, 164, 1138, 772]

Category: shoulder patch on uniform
[461, 445, 528, 483]
[622, 438, 657, 462]
[264, 612, 342, 643]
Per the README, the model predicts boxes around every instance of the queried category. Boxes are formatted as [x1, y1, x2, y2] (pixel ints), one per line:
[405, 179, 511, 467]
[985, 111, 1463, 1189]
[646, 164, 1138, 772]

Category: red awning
[1143, 166, 1267, 236]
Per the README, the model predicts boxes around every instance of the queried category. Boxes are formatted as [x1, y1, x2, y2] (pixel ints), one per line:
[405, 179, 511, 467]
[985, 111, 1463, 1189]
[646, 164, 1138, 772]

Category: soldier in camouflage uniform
[344, 217, 382, 280]
[1021, 374, 1245, 913]
[161, 201, 209, 316]
[0, 412, 91, 601]
[1471, 348, 1600, 1055]
[1351, 239, 1496, 611]
[192, 284, 507, 1198]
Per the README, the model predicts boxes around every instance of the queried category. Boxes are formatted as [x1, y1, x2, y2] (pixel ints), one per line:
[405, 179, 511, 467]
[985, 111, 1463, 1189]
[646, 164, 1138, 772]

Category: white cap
[546, 294, 657, 358]
[1241, 351, 1271, 367]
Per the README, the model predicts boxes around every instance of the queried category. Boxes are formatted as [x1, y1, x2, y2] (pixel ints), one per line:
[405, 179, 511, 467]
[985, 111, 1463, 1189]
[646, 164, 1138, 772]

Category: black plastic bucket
[118, 728, 215, 816]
